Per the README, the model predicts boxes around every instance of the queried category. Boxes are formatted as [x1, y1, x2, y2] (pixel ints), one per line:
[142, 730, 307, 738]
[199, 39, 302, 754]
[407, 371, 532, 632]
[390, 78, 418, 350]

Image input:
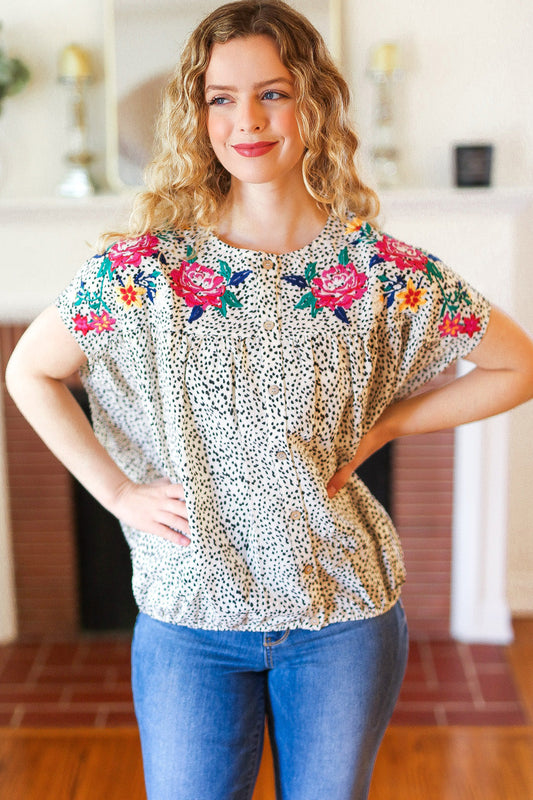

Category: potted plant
[0, 23, 30, 113]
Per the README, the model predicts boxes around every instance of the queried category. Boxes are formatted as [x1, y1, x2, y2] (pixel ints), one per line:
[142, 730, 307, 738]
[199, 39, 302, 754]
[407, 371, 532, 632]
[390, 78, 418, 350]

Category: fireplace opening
[71, 388, 137, 632]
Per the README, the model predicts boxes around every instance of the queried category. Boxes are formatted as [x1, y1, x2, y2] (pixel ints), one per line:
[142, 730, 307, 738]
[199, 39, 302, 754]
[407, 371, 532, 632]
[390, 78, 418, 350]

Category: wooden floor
[0, 725, 531, 800]
[0, 619, 531, 800]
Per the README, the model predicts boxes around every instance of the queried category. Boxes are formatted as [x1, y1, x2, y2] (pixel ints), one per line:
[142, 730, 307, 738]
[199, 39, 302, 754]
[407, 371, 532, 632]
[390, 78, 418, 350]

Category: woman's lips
[232, 141, 278, 157]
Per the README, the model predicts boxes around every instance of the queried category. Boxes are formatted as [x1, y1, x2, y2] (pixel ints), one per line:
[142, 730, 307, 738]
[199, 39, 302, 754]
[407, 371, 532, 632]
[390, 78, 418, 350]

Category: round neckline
[204, 212, 337, 258]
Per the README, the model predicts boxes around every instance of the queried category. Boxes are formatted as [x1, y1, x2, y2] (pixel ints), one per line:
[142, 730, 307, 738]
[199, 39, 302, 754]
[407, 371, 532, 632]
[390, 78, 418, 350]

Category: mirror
[105, 0, 340, 188]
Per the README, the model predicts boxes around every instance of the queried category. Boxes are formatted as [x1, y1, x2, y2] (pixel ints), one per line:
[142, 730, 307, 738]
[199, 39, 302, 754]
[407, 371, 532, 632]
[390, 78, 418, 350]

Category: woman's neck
[214, 180, 329, 254]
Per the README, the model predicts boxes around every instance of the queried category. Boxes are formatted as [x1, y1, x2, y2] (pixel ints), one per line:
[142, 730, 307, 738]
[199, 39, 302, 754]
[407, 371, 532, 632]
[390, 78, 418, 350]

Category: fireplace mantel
[1, 187, 532, 642]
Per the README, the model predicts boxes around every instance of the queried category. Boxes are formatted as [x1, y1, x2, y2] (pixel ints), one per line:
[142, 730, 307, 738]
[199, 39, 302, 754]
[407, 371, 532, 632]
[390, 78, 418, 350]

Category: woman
[6, 2, 533, 798]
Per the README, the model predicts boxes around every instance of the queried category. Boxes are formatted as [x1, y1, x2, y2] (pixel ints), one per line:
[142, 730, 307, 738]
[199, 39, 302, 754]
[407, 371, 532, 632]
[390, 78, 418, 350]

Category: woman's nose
[238, 99, 265, 132]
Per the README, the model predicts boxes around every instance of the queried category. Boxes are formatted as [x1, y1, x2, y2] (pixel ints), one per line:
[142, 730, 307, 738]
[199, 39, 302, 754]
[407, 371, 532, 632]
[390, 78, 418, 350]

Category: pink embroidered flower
[170, 261, 226, 309]
[438, 312, 462, 338]
[460, 313, 482, 338]
[90, 309, 116, 334]
[376, 235, 429, 272]
[107, 234, 160, 271]
[72, 313, 95, 336]
[311, 263, 368, 311]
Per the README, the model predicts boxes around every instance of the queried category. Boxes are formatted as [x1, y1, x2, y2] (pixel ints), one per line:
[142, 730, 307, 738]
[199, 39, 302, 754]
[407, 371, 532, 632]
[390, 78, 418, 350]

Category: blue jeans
[131, 601, 408, 800]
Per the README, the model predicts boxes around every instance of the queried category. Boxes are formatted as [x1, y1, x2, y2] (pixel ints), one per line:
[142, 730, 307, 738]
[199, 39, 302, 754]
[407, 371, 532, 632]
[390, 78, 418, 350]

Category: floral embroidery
[397, 278, 427, 313]
[438, 312, 463, 338]
[73, 313, 95, 336]
[70, 235, 163, 336]
[370, 231, 479, 337]
[460, 313, 482, 338]
[346, 218, 380, 247]
[283, 247, 368, 324]
[107, 234, 161, 271]
[90, 309, 116, 334]
[116, 276, 147, 310]
[170, 246, 252, 323]
[375, 235, 429, 272]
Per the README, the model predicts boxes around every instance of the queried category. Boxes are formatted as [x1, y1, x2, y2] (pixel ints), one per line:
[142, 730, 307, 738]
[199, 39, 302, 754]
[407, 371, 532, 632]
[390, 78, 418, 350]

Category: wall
[0, 0, 532, 623]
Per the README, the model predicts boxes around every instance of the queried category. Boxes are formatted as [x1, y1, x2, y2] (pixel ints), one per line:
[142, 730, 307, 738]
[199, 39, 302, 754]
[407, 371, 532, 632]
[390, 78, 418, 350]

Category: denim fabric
[131, 601, 408, 800]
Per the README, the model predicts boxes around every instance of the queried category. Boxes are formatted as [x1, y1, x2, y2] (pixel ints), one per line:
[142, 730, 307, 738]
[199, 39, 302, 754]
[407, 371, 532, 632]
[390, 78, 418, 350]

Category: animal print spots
[56, 215, 491, 632]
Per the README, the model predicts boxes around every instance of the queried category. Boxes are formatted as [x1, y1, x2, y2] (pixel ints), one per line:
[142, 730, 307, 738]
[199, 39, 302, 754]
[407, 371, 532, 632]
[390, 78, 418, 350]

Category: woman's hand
[326, 423, 391, 498]
[111, 478, 191, 546]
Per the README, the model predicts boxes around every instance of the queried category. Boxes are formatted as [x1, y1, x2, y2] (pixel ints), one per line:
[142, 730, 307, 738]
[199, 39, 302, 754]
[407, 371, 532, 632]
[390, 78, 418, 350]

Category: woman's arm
[327, 306, 533, 497]
[5, 305, 190, 544]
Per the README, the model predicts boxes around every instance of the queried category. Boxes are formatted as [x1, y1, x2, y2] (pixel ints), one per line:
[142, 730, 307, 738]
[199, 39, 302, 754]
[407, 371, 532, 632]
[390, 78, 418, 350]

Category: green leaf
[218, 295, 228, 317]
[186, 245, 197, 263]
[218, 260, 232, 281]
[224, 291, 242, 308]
[295, 292, 315, 310]
[338, 247, 349, 266]
[305, 261, 317, 283]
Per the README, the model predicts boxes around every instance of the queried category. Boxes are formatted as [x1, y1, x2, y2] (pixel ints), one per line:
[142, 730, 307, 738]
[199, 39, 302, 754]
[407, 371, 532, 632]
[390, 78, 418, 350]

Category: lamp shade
[58, 44, 92, 80]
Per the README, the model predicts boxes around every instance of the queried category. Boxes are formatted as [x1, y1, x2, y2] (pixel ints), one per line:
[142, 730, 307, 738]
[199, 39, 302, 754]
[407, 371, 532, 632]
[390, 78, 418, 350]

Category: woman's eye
[262, 90, 285, 101]
[208, 96, 230, 106]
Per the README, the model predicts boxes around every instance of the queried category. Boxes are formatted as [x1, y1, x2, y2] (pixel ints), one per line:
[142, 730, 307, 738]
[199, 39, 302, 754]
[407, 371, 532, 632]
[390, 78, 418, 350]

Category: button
[268, 385, 280, 396]
[263, 320, 275, 331]
[276, 451, 288, 461]
[289, 510, 301, 520]
[263, 258, 275, 270]
[303, 565, 313, 575]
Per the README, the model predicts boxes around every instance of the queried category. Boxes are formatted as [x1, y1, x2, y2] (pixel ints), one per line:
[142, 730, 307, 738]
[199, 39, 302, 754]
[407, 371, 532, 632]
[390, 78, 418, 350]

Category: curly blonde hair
[107, 0, 379, 243]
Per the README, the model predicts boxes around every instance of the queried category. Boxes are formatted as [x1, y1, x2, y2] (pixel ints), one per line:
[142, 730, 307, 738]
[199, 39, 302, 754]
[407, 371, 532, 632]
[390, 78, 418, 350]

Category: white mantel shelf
[1, 185, 532, 643]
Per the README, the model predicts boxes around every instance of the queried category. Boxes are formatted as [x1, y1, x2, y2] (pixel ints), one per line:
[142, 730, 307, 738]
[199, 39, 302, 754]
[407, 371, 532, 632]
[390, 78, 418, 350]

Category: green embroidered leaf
[218, 260, 232, 281]
[218, 295, 228, 317]
[295, 292, 315, 310]
[97, 256, 114, 281]
[224, 291, 242, 309]
[338, 247, 350, 266]
[426, 259, 443, 281]
[186, 245, 197, 263]
[305, 261, 317, 283]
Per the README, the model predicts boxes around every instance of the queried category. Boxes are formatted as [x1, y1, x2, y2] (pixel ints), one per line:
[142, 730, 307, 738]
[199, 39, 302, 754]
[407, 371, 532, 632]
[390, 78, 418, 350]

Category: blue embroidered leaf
[386, 292, 396, 308]
[224, 291, 242, 309]
[283, 274, 308, 289]
[157, 252, 168, 266]
[338, 247, 350, 266]
[295, 292, 315, 310]
[218, 260, 232, 281]
[305, 262, 317, 283]
[369, 254, 386, 269]
[188, 305, 203, 323]
[229, 270, 252, 287]
[186, 245, 197, 263]
[334, 307, 350, 324]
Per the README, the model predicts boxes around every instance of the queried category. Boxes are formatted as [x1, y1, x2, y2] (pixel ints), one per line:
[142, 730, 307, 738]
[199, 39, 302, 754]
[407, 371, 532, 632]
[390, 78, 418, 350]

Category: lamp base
[57, 165, 95, 199]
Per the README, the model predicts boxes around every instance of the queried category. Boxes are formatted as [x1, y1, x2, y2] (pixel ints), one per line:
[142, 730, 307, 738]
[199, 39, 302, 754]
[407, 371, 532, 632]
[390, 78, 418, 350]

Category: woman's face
[204, 35, 306, 189]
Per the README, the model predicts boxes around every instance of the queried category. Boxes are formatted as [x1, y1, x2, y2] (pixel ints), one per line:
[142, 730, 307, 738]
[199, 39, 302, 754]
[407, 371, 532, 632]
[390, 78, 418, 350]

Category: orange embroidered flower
[116, 277, 147, 309]
[397, 278, 427, 313]
[345, 218, 364, 235]
[438, 312, 462, 337]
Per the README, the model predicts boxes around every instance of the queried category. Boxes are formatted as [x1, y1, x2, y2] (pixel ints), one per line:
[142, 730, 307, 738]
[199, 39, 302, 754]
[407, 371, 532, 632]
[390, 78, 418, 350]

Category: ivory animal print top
[56, 215, 491, 631]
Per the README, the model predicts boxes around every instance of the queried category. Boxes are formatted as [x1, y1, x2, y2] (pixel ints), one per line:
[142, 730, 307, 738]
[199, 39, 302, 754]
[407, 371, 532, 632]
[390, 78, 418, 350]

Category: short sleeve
[55, 233, 166, 362]
[373, 233, 492, 400]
